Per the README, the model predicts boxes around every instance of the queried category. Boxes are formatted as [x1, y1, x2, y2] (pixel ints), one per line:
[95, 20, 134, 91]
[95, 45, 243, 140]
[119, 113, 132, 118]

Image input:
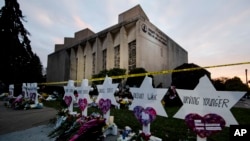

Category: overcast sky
[1, 0, 249, 83]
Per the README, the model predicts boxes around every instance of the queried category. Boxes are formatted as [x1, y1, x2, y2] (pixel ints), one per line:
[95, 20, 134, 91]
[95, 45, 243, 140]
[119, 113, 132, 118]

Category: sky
[0, 0, 250, 83]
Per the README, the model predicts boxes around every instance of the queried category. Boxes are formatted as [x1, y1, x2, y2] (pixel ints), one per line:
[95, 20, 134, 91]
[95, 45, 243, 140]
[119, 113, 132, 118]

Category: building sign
[140, 22, 168, 46]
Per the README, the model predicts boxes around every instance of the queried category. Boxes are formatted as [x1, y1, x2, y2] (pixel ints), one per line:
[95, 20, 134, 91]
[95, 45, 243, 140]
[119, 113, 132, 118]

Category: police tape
[40, 61, 250, 85]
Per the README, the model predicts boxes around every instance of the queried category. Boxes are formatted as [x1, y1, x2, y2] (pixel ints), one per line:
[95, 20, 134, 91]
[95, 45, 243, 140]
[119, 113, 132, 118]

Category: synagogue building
[47, 5, 188, 87]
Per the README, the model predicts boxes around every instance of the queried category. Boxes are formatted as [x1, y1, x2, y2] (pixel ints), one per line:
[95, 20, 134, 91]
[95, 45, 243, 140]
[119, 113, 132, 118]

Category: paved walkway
[0, 101, 118, 141]
[233, 98, 250, 109]
[0, 101, 57, 135]
[0, 125, 54, 141]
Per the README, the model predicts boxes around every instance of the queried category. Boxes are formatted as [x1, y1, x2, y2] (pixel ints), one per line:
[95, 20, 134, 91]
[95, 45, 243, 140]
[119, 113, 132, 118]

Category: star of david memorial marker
[30, 83, 39, 104]
[9, 84, 14, 98]
[22, 83, 28, 98]
[96, 76, 119, 124]
[129, 76, 168, 137]
[173, 75, 245, 141]
[63, 80, 77, 115]
[76, 79, 92, 116]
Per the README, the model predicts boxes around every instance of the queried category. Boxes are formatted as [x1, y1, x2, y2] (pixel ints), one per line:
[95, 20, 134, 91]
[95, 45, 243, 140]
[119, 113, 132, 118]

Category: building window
[114, 45, 120, 68]
[161, 47, 163, 57]
[92, 53, 95, 74]
[128, 40, 136, 71]
[83, 55, 86, 78]
[102, 49, 107, 70]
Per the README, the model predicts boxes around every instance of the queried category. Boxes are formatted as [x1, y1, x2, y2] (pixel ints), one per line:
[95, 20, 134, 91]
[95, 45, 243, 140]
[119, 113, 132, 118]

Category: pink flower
[69, 134, 79, 141]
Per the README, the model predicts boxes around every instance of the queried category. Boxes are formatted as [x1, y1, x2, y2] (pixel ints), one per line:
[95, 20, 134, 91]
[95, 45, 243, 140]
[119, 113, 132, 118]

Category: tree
[212, 77, 228, 90]
[212, 76, 249, 91]
[171, 63, 211, 89]
[92, 68, 126, 84]
[125, 68, 154, 88]
[212, 76, 249, 98]
[0, 0, 43, 85]
[224, 77, 248, 91]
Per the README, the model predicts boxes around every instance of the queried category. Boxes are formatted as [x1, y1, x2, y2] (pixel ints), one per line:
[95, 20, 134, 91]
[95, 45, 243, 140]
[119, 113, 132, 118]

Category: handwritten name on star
[65, 88, 74, 93]
[77, 90, 89, 94]
[99, 88, 114, 93]
[132, 92, 157, 100]
[182, 96, 229, 108]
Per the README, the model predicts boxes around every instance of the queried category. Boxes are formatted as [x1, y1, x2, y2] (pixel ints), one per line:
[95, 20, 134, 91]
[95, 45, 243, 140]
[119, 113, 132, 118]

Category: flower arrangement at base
[68, 117, 106, 141]
[115, 88, 133, 109]
[48, 110, 106, 141]
[117, 127, 152, 141]
[5, 95, 33, 110]
[138, 132, 151, 141]
[4, 93, 44, 110]
[0, 93, 9, 101]
[129, 132, 151, 141]
[119, 97, 133, 108]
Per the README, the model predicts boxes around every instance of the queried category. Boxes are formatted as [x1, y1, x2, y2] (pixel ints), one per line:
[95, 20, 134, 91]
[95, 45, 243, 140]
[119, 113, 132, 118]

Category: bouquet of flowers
[68, 116, 106, 141]
[48, 108, 78, 139]
[5, 95, 32, 110]
[49, 110, 106, 141]
[115, 89, 133, 109]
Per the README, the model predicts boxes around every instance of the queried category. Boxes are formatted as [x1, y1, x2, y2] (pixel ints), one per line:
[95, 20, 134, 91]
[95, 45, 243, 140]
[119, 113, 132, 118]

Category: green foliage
[212, 77, 227, 90]
[92, 68, 126, 84]
[172, 63, 211, 89]
[125, 68, 154, 87]
[225, 77, 248, 91]
[212, 77, 249, 91]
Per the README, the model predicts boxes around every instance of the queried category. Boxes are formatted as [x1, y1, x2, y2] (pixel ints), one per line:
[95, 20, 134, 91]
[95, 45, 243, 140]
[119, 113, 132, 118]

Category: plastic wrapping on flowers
[48, 111, 106, 141]
[129, 132, 151, 141]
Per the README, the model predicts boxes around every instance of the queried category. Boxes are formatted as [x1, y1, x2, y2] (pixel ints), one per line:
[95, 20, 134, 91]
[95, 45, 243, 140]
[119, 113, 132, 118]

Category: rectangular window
[102, 49, 107, 70]
[161, 47, 163, 57]
[128, 40, 136, 71]
[92, 53, 95, 74]
[83, 55, 86, 78]
[114, 45, 120, 68]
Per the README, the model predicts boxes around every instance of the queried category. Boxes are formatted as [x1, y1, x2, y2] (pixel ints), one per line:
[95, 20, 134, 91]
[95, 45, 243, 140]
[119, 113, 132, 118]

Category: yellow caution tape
[39, 61, 250, 85]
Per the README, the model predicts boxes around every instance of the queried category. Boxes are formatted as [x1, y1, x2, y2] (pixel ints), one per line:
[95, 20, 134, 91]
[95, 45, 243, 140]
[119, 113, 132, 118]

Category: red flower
[140, 132, 151, 141]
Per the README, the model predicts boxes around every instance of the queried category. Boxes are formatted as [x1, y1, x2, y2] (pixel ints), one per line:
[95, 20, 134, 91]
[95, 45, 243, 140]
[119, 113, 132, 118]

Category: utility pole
[246, 69, 248, 86]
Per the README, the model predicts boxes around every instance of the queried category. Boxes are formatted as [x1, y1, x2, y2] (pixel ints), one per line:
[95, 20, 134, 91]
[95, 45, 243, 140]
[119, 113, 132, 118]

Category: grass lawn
[44, 100, 250, 141]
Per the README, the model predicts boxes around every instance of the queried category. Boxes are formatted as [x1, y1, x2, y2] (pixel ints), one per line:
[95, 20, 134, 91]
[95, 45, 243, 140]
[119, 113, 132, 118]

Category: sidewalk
[0, 101, 118, 141]
[0, 101, 57, 135]
[0, 125, 54, 141]
[233, 98, 250, 109]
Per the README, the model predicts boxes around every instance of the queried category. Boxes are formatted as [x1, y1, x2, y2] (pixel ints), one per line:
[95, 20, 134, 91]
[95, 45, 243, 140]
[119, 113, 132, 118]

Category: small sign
[230, 125, 250, 141]
[185, 113, 226, 138]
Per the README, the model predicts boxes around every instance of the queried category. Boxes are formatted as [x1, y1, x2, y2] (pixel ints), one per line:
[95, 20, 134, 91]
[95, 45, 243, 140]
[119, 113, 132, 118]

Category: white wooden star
[96, 76, 119, 106]
[173, 75, 245, 127]
[75, 79, 92, 116]
[63, 80, 76, 113]
[76, 79, 92, 104]
[129, 76, 168, 117]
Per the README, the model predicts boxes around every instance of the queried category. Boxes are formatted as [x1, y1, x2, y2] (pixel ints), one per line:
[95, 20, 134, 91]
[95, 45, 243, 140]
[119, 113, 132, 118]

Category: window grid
[102, 49, 107, 70]
[92, 53, 95, 74]
[114, 45, 120, 68]
[128, 40, 136, 71]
